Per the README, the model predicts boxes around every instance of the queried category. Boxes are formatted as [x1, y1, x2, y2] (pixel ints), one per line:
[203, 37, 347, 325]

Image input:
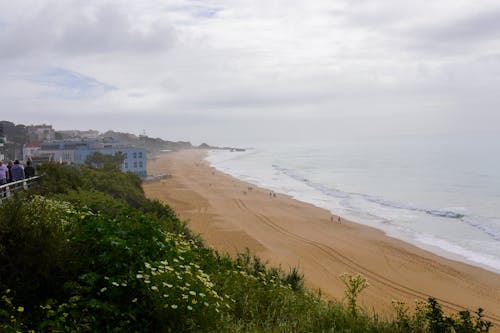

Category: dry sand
[143, 149, 500, 325]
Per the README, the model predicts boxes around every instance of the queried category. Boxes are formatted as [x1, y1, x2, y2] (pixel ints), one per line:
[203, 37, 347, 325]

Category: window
[125, 162, 128, 169]
[139, 161, 143, 168]
[133, 152, 137, 158]
[138, 152, 143, 158]
[133, 162, 137, 168]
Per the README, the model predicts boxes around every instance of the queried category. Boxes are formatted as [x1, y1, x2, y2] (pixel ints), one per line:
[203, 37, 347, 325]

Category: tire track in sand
[232, 198, 500, 325]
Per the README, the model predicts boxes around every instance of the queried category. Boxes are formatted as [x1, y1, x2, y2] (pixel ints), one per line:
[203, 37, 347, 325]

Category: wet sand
[143, 149, 500, 325]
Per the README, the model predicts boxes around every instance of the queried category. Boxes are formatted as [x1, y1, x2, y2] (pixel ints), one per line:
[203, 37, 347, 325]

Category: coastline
[143, 149, 500, 324]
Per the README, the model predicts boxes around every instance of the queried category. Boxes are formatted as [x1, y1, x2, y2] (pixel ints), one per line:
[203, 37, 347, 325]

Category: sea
[205, 132, 500, 274]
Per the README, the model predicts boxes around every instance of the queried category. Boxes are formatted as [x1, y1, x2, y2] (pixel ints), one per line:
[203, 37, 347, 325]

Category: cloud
[410, 8, 500, 54]
[0, 1, 175, 60]
[1, 0, 500, 144]
[56, 3, 174, 55]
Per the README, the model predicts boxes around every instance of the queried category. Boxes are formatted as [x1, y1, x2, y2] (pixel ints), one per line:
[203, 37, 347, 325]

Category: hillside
[0, 163, 492, 332]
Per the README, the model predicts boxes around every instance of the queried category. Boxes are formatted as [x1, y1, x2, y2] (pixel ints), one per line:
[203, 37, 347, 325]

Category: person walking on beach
[331, 215, 341, 224]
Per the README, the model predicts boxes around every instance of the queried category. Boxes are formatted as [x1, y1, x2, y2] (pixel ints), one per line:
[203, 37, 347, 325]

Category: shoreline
[207, 150, 500, 276]
[143, 149, 500, 325]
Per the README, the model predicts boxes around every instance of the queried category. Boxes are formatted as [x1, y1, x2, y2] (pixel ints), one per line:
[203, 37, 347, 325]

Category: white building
[22, 141, 42, 162]
[31, 140, 147, 178]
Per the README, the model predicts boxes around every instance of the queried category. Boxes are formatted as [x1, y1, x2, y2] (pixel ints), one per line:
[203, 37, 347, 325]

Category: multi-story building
[27, 125, 56, 143]
[74, 146, 147, 178]
[26, 139, 147, 178]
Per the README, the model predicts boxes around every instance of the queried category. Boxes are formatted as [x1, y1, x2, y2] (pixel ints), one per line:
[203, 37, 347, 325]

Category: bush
[35, 162, 83, 195]
[0, 195, 78, 307]
[39, 163, 192, 237]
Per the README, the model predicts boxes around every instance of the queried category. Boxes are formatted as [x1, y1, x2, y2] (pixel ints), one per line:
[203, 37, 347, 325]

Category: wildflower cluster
[136, 232, 230, 317]
[25, 195, 90, 227]
[232, 269, 293, 291]
[27, 195, 74, 216]
[0, 289, 30, 332]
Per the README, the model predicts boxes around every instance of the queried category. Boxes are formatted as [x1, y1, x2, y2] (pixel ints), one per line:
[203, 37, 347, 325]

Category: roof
[25, 141, 43, 148]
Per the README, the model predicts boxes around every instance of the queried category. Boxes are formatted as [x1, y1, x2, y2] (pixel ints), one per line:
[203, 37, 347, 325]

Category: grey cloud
[332, 2, 500, 56]
[56, 4, 174, 55]
[0, 2, 175, 59]
[0, 7, 56, 59]
[411, 9, 500, 52]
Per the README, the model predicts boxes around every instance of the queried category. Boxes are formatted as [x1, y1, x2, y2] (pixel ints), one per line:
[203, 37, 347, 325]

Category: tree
[84, 151, 125, 168]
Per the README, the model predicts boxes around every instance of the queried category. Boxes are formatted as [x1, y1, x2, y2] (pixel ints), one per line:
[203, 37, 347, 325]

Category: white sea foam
[415, 234, 500, 274]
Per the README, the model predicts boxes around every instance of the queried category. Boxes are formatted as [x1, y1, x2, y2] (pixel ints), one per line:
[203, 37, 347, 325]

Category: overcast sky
[1, 0, 500, 145]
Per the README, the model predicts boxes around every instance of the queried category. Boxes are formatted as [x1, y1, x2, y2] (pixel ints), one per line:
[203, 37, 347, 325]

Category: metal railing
[0, 176, 42, 201]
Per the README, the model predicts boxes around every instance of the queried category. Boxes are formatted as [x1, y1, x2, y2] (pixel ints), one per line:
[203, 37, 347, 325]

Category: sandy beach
[143, 149, 500, 325]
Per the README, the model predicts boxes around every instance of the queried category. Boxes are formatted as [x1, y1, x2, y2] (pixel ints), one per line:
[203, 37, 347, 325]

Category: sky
[1, 0, 500, 145]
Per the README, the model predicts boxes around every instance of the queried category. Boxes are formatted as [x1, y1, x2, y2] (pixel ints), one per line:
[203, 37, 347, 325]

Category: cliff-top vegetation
[0, 162, 492, 332]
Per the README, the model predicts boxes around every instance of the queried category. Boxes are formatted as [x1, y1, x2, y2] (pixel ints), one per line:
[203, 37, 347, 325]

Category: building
[27, 125, 56, 143]
[56, 129, 100, 140]
[22, 141, 42, 161]
[0, 121, 27, 160]
[74, 147, 147, 178]
[0, 134, 5, 161]
[28, 139, 147, 178]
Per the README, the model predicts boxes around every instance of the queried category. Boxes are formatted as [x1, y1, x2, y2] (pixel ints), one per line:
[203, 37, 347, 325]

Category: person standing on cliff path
[0, 161, 8, 197]
[11, 160, 25, 183]
[24, 160, 35, 178]
[6, 160, 13, 183]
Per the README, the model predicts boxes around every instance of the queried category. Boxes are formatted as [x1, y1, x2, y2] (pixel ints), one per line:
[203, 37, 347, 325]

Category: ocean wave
[273, 163, 466, 219]
[272, 164, 349, 199]
[271, 163, 500, 243]
[361, 194, 465, 219]
[462, 216, 500, 241]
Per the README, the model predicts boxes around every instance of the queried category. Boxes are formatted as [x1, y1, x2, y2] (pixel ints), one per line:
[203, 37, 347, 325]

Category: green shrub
[39, 163, 192, 238]
[35, 162, 83, 195]
[0, 195, 79, 307]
